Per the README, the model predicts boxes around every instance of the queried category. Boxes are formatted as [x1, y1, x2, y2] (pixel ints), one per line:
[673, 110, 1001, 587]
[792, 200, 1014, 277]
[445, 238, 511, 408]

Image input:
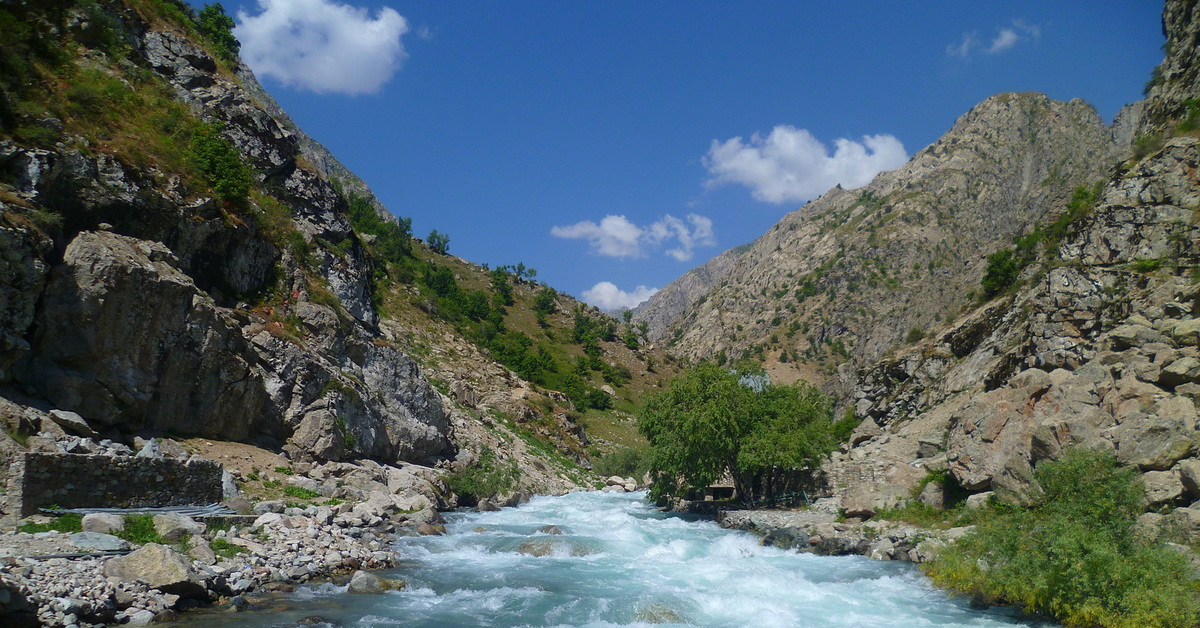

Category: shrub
[445, 446, 519, 505]
[190, 122, 251, 203]
[924, 449, 1200, 627]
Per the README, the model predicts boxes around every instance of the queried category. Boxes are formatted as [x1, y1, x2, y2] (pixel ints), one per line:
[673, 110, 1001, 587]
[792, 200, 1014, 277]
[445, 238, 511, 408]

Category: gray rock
[47, 410, 98, 438]
[69, 532, 129, 552]
[103, 543, 208, 599]
[153, 514, 204, 543]
[1180, 458, 1200, 498]
[840, 483, 909, 518]
[1143, 469, 1185, 507]
[965, 492, 993, 510]
[81, 513, 125, 535]
[917, 482, 945, 510]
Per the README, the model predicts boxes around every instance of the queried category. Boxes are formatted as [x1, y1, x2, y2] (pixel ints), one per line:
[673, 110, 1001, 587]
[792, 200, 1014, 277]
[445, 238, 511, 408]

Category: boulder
[1143, 469, 1185, 507]
[47, 409, 98, 438]
[850, 417, 883, 446]
[152, 514, 204, 543]
[347, 570, 406, 594]
[103, 543, 208, 598]
[81, 513, 125, 535]
[69, 532, 129, 552]
[917, 482, 945, 510]
[965, 492, 994, 510]
[1178, 458, 1200, 498]
[840, 483, 909, 518]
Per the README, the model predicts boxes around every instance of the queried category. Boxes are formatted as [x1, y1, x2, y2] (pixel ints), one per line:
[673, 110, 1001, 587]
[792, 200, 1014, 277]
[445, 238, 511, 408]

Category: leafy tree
[637, 363, 835, 503]
[427, 229, 450, 254]
[197, 3, 240, 63]
[345, 193, 412, 262]
[926, 448, 1200, 628]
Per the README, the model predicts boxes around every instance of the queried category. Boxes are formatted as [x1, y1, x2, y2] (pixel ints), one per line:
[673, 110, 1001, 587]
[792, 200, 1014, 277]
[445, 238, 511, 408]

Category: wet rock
[347, 570, 406, 594]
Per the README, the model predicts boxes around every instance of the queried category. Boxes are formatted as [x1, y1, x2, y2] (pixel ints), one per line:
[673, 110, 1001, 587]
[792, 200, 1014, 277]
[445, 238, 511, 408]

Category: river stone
[153, 513, 204, 542]
[70, 532, 129, 552]
[103, 543, 208, 598]
[82, 512, 125, 534]
[347, 570, 406, 594]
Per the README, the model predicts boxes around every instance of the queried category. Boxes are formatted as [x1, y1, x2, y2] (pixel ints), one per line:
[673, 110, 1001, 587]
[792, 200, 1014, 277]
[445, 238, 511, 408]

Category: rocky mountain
[810, 0, 1200, 526]
[0, 0, 666, 506]
[635, 92, 1124, 393]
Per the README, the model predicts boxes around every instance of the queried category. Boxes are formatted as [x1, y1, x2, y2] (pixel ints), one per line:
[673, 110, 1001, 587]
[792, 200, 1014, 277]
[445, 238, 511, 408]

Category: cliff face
[636, 93, 1120, 393]
[823, 0, 1200, 521]
[0, 0, 594, 493]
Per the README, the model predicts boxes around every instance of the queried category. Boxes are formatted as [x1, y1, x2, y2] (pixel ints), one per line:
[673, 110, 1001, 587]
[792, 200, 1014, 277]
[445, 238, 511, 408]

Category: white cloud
[987, 28, 1019, 54]
[551, 213, 716, 261]
[948, 20, 1040, 59]
[235, 0, 409, 95]
[582, 282, 659, 310]
[703, 126, 907, 204]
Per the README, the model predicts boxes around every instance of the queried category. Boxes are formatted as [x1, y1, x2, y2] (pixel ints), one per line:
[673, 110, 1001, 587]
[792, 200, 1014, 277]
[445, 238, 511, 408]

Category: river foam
[185, 490, 1049, 627]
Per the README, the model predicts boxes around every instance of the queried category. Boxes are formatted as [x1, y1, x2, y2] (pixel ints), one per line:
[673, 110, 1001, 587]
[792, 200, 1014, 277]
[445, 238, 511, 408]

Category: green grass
[283, 485, 320, 500]
[209, 537, 246, 559]
[17, 513, 82, 534]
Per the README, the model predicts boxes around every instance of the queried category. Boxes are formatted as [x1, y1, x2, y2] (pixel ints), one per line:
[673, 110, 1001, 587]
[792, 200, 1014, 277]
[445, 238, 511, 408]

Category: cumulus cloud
[235, 0, 409, 95]
[551, 213, 716, 261]
[948, 20, 1040, 59]
[582, 282, 659, 310]
[703, 126, 907, 204]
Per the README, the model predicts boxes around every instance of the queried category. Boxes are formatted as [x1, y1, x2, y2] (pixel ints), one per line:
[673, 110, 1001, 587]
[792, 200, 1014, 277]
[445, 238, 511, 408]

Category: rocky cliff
[635, 92, 1121, 398]
[820, 0, 1200, 529]
[0, 0, 598, 499]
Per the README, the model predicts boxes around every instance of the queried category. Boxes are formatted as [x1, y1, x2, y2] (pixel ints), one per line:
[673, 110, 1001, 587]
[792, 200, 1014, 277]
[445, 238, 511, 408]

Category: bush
[190, 122, 251, 203]
[924, 449, 1200, 627]
[445, 446, 519, 505]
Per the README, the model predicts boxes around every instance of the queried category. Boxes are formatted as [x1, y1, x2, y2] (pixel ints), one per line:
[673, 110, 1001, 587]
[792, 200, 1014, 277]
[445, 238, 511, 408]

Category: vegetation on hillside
[925, 449, 1200, 628]
[637, 362, 851, 504]
[980, 182, 1104, 298]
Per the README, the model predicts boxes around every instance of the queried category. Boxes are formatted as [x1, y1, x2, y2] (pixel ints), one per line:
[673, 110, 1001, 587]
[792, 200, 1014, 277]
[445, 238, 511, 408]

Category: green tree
[637, 363, 835, 503]
[427, 229, 450, 254]
[197, 3, 240, 63]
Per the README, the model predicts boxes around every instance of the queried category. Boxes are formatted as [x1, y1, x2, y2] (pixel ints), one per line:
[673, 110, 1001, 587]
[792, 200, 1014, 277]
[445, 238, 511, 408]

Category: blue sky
[198, 1, 1164, 309]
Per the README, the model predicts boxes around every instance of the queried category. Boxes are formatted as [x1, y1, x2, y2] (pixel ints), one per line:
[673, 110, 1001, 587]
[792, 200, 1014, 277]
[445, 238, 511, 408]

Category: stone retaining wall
[4, 453, 223, 517]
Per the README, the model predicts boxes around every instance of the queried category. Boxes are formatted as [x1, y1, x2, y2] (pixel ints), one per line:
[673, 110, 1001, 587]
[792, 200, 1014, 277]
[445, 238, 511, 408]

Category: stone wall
[4, 453, 222, 517]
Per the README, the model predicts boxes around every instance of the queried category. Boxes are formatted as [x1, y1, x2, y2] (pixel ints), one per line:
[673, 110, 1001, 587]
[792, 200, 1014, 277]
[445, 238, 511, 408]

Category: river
[184, 490, 1047, 627]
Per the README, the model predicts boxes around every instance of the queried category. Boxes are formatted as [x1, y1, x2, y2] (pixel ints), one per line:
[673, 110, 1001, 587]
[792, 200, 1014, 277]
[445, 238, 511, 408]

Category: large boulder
[103, 543, 208, 599]
[152, 514, 204, 543]
[840, 483, 910, 518]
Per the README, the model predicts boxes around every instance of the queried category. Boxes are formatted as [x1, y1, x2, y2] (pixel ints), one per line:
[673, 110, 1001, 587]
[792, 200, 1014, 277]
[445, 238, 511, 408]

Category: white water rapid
[187, 490, 1049, 627]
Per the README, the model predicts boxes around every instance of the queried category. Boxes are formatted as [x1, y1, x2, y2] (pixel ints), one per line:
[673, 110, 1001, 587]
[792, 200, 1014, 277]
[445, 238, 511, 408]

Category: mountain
[0, 0, 673, 514]
[635, 92, 1124, 397]
[825, 0, 1200, 514]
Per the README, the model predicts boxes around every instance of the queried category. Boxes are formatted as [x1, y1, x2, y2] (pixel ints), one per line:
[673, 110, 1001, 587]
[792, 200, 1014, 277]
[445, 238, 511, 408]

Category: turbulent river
[187, 490, 1047, 627]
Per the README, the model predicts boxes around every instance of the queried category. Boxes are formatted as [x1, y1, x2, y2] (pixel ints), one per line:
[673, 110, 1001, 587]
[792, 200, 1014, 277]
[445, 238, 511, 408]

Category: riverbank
[715, 499, 971, 564]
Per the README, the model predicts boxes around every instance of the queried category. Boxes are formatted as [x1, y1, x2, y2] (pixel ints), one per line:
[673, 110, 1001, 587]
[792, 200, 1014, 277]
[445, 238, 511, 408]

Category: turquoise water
[189, 490, 1046, 627]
